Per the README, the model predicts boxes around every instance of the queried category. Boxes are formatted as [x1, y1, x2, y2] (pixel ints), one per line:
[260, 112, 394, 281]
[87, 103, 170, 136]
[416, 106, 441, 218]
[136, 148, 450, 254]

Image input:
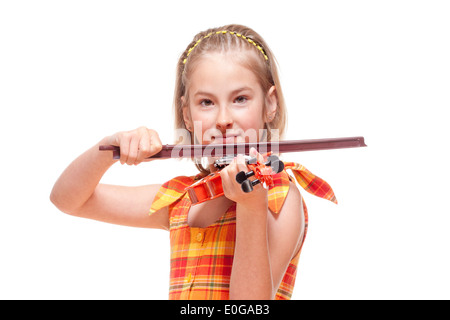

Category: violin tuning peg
[236, 171, 248, 184]
[241, 179, 261, 193]
[264, 155, 278, 167]
[236, 170, 255, 184]
[267, 155, 279, 162]
[241, 180, 253, 192]
[270, 159, 284, 174]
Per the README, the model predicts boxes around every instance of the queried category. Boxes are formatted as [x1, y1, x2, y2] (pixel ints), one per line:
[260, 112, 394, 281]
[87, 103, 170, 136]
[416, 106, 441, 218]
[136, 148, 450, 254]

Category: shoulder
[267, 178, 305, 257]
[160, 175, 196, 190]
[269, 179, 303, 224]
[149, 175, 195, 215]
[268, 170, 297, 214]
[280, 180, 303, 218]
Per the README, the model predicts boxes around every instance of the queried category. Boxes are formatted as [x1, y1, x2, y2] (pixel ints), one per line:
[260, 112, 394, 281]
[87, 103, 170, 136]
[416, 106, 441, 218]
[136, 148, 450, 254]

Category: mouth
[211, 134, 241, 144]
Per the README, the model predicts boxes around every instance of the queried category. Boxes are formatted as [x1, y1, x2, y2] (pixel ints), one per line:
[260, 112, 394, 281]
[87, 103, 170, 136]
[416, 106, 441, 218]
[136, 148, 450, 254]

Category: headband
[183, 30, 269, 65]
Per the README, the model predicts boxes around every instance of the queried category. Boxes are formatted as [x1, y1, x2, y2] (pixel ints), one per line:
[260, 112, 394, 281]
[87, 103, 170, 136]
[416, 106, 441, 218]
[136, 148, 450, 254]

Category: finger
[127, 134, 140, 165]
[220, 166, 229, 185]
[149, 129, 163, 155]
[219, 167, 232, 197]
[250, 147, 265, 163]
[119, 133, 131, 165]
[108, 132, 120, 147]
[226, 163, 244, 196]
[106, 133, 121, 160]
[136, 129, 151, 164]
[235, 154, 248, 172]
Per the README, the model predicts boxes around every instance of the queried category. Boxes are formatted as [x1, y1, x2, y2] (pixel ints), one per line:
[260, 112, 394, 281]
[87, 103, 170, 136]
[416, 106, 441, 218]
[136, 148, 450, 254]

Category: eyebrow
[193, 87, 254, 98]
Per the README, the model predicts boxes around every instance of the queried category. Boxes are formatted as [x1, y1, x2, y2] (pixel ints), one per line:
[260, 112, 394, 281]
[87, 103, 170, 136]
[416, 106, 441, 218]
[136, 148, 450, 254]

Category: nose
[216, 106, 233, 132]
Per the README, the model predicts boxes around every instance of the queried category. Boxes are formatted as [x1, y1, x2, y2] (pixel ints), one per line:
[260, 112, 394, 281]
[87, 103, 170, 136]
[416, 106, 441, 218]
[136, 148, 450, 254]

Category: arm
[221, 154, 304, 299]
[50, 127, 169, 230]
[232, 199, 273, 299]
[230, 184, 303, 299]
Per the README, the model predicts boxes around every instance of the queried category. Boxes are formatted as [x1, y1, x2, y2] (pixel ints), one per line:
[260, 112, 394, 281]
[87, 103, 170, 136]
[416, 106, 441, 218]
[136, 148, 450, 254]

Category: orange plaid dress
[149, 162, 336, 300]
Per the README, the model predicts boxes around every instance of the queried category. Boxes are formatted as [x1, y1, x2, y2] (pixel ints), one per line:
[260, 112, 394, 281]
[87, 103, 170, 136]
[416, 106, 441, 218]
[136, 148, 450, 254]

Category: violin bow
[99, 136, 367, 159]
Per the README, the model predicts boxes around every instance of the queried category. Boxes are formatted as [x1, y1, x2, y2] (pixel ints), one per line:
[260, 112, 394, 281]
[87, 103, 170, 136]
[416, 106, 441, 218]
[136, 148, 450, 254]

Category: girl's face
[182, 51, 277, 145]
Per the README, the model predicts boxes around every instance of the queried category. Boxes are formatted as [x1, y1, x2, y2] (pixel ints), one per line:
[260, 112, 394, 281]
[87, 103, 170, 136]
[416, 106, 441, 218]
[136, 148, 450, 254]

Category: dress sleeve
[268, 170, 292, 214]
[268, 161, 338, 214]
[149, 176, 194, 215]
[284, 162, 337, 204]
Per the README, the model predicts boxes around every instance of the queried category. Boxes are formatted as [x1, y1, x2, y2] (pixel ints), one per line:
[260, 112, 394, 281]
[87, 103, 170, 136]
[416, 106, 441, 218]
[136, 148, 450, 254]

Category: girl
[50, 24, 336, 300]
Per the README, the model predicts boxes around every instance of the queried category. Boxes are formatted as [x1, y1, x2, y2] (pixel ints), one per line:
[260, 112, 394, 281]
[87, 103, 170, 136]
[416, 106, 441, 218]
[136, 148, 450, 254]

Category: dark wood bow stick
[99, 136, 367, 159]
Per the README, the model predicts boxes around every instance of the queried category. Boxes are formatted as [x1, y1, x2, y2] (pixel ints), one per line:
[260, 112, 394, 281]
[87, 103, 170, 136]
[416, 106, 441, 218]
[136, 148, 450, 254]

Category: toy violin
[186, 154, 284, 205]
[99, 136, 367, 205]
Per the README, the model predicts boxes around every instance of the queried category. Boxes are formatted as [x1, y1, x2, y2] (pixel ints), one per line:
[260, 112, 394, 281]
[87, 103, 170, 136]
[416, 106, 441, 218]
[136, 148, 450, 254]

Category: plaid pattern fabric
[149, 162, 336, 300]
[284, 162, 338, 204]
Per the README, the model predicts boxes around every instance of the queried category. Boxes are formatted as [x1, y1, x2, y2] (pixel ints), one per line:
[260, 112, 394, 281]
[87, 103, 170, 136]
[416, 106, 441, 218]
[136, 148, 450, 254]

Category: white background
[1, 0, 449, 299]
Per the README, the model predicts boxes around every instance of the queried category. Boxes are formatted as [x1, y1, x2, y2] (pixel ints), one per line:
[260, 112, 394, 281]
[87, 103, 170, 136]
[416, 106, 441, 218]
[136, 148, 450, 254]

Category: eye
[200, 99, 214, 107]
[234, 96, 248, 104]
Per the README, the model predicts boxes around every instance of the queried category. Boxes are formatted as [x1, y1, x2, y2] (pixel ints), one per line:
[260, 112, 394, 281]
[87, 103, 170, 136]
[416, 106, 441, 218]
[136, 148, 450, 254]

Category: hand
[105, 126, 162, 165]
[220, 148, 268, 206]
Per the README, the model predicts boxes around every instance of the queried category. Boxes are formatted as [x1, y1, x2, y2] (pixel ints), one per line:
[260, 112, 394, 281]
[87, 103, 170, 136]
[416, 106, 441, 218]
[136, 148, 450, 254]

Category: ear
[265, 86, 278, 123]
[181, 96, 193, 131]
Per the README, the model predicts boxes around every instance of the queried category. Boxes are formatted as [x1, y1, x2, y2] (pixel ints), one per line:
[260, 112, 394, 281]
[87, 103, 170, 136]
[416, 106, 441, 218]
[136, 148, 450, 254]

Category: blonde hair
[173, 24, 287, 173]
